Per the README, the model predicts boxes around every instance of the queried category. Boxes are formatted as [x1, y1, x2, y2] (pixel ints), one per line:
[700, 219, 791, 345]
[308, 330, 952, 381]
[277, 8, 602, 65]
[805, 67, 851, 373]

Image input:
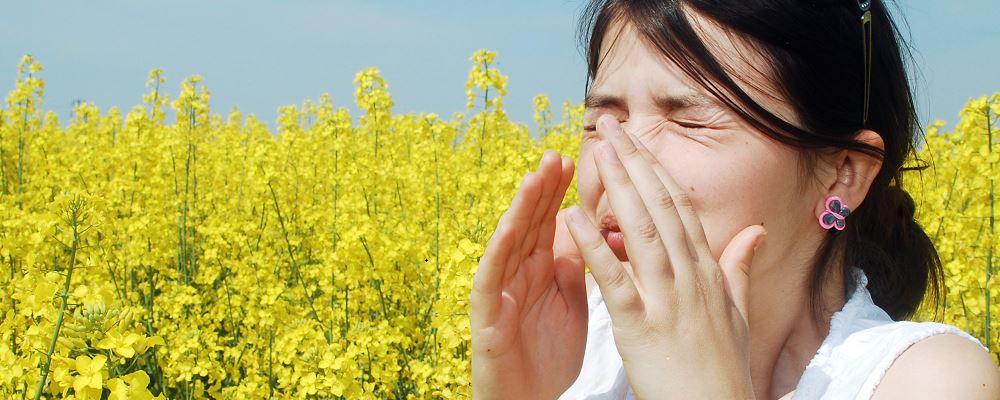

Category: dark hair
[577, 0, 942, 322]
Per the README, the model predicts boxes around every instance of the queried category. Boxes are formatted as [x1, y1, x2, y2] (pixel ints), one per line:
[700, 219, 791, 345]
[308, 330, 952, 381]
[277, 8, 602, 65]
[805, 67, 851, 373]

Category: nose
[595, 114, 626, 142]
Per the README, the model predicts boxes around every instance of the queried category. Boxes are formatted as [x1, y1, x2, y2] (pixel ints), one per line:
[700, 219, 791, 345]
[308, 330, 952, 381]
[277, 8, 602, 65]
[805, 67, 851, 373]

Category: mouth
[600, 228, 628, 261]
[600, 213, 621, 233]
[599, 213, 628, 261]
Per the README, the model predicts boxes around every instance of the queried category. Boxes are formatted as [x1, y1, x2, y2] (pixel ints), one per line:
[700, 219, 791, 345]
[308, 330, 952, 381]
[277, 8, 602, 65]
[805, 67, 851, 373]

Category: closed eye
[673, 120, 707, 129]
[584, 122, 707, 135]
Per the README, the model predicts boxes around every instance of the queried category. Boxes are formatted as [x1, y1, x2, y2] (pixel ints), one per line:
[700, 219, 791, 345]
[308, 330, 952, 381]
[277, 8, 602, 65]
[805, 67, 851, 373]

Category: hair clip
[859, 0, 873, 125]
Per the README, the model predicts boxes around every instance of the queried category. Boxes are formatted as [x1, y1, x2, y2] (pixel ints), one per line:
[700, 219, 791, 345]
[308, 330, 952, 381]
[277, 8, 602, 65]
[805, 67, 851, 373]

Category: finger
[600, 116, 693, 271]
[626, 130, 714, 264]
[471, 224, 515, 329]
[552, 209, 588, 320]
[552, 208, 584, 265]
[518, 150, 562, 262]
[536, 156, 575, 253]
[553, 208, 585, 261]
[718, 224, 766, 324]
[564, 206, 644, 327]
[594, 138, 672, 294]
[552, 208, 586, 296]
[499, 172, 543, 281]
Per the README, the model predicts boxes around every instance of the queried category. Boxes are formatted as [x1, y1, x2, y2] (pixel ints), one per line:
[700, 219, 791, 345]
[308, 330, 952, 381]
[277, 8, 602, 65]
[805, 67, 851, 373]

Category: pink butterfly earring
[819, 195, 851, 234]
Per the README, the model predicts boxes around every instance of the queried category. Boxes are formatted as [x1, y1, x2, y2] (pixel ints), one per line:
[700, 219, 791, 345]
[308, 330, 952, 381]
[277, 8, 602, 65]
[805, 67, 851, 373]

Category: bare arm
[871, 333, 1000, 399]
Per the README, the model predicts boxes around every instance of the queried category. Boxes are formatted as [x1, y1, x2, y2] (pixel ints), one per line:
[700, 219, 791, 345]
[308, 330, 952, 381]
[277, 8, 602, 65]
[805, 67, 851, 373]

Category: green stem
[34, 199, 85, 400]
[268, 181, 330, 343]
[7, 256, 18, 361]
[220, 262, 240, 346]
[100, 245, 125, 305]
[985, 104, 994, 349]
[478, 59, 490, 168]
[17, 94, 28, 204]
[268, 327, 275, 400]
[1, 116, 7, 195]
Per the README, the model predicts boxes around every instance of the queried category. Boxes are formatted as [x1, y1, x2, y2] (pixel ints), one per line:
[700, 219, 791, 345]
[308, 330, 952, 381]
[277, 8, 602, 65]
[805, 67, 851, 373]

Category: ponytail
[806, 179, 943, 323]
[845, 182, 943, 320]
[804, 0, 944, 323]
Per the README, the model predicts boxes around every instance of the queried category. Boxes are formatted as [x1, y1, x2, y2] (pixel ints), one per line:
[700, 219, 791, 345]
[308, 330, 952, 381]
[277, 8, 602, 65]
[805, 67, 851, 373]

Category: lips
[600, 213, 621, 232]
[599, 213, 627, 261]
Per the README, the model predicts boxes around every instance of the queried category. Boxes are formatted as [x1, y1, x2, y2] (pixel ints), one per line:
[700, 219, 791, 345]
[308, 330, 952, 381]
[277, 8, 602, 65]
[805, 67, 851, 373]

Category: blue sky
[1, 1, 997, 134]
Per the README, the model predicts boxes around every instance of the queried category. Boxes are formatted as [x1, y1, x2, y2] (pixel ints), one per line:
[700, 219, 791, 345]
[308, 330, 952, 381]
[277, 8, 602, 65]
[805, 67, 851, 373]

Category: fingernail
[753, 230, 767, 252]
[599, 115, 620, 137]
[520, 172, 533, 188]
[600, 142, 621, 165]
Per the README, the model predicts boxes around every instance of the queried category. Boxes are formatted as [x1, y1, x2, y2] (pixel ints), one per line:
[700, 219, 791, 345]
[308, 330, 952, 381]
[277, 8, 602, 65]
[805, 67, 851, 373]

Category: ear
[817, 129, 884, 222]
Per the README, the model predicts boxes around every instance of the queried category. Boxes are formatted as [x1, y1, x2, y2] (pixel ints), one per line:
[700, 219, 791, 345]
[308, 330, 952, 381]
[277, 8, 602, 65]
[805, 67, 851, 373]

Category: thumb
[553, 208, 585, 266]
[718, 224, 767, 323]
[553, 208, 587, 305]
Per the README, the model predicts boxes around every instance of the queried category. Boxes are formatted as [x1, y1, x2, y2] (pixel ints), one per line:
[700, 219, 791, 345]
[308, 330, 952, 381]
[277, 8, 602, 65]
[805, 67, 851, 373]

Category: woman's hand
[563, 115, 766, 400]
[471, 150, 588, 400]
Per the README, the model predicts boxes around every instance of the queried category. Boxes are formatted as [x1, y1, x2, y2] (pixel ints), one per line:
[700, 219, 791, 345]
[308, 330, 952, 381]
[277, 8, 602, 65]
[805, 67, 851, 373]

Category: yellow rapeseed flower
[0, 50, 994, 399]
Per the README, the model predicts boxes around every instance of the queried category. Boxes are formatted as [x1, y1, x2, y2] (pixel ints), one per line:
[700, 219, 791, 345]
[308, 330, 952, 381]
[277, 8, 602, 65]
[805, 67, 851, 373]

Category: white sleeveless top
[559, 266, 987, 399]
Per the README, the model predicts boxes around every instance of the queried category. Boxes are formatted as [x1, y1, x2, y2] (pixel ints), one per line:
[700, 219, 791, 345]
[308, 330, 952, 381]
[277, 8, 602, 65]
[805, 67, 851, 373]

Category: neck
[747, 260, 846, 400]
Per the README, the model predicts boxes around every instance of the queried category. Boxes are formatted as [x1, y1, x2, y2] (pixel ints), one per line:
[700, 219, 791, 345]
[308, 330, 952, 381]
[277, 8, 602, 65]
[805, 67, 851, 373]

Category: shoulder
[871, 332, 1000, 399]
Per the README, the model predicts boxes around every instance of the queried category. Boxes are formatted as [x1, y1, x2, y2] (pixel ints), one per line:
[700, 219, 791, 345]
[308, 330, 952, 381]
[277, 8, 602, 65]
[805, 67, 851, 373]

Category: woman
[471, 0, 999, 399]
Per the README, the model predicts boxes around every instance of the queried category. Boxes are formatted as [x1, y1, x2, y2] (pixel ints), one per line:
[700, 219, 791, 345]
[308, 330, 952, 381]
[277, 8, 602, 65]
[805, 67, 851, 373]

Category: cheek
[672, 147, 798, 261]
[693, 170, 768, 261]
[576, 145, 603, 219]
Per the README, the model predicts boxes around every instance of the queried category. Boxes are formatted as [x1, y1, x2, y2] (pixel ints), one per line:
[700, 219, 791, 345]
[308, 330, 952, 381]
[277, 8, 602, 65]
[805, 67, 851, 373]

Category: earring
[819, 195, 851, 234]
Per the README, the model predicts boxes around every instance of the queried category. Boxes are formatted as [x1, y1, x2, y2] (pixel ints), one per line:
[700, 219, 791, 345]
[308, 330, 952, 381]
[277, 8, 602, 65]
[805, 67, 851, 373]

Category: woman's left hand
[564, 114, 766, 400]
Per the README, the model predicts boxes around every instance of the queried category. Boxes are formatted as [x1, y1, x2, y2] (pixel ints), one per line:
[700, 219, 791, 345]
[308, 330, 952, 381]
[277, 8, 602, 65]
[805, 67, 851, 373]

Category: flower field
[0, 50, 997, 399]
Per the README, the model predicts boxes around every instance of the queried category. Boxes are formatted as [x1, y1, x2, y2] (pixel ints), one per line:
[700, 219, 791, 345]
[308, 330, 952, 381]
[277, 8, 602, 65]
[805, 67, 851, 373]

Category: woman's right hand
[471, 150, 589, 400]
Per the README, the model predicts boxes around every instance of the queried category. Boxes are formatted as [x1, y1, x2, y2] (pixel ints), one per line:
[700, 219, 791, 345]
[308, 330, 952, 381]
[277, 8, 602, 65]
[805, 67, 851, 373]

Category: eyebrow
[584, 92, 723, 111]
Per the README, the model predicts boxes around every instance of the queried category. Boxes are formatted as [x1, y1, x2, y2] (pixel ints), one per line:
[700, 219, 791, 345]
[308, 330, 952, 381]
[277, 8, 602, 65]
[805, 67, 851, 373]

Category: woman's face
[577, 16, 824, 271]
